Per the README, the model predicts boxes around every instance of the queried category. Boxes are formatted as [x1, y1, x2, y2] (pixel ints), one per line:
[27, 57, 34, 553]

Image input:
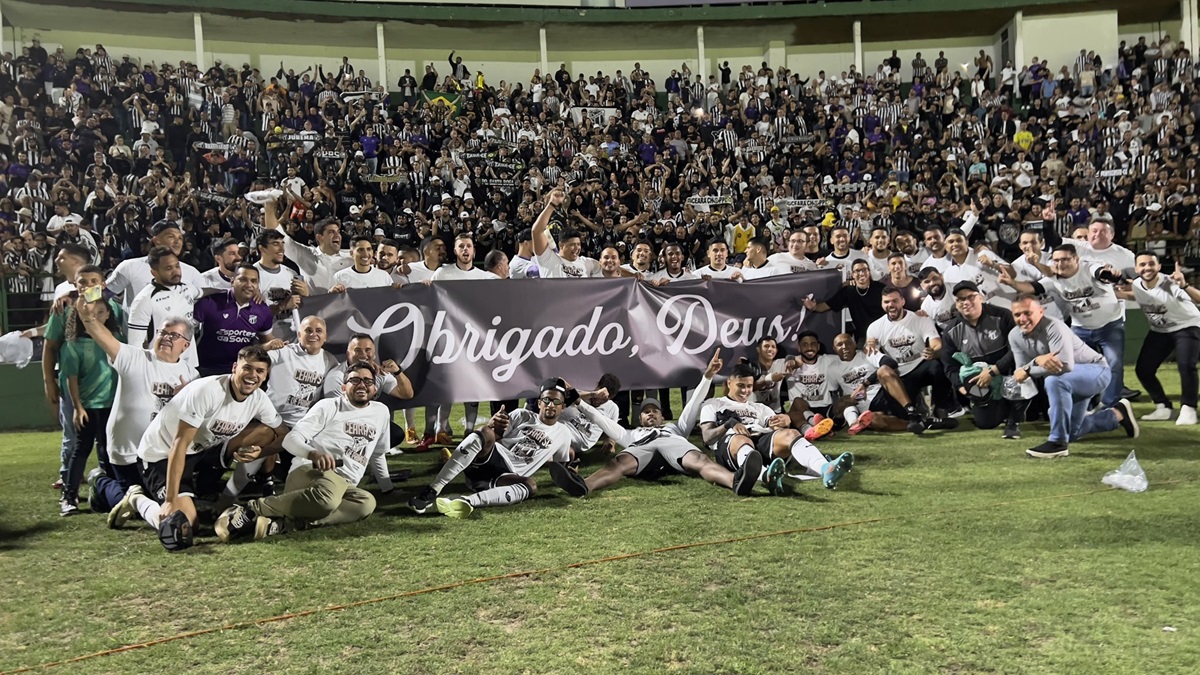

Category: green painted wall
[0, 366, 59, 431]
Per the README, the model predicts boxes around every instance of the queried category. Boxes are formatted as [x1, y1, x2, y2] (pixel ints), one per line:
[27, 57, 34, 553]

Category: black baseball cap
[952, 280, 980, 296]
[540, 378, 568, 395]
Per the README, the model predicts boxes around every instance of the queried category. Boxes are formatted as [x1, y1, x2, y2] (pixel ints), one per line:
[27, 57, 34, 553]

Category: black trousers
[1136, 326, 1200, 408]
[970, 398, 1030, 430]
[900, 359, 955, 412]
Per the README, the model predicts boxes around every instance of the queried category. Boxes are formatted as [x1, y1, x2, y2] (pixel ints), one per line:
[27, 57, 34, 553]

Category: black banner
[304, 273, 842, 405]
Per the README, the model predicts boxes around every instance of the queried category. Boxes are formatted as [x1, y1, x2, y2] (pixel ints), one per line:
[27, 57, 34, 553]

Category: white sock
[437, 406, 451, 433]
[465, 483, 530, 508]
[735, 445, 755, 469]
[843, 408, 860, 427]
[423, 406, 437, 436]
[132, 494, 161, 529]
[789, 437, 828, 475]
[464, 402, 479, 433]
[403, 409, 416, 428]
[222, 458, 266, 498]
[429, 434, 484, 493]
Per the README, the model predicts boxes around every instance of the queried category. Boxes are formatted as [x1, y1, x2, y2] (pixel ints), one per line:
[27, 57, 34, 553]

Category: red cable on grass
[3, 480, 1189, 674]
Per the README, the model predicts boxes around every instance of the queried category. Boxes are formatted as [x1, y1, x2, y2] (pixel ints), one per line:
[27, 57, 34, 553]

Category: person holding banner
[766, 231, 817, 274]
[695, 238, 744, 281]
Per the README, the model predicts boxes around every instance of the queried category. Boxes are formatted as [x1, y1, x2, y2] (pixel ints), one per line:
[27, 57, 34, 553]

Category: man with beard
[864, 227, 893, 280]
[866, 287, 958, 430]
[374, 238, 416, 288]
[886, 253, 923, 310]
[216, 361, 393, 542]
[1115, 253, 1200, 425]
[939, 281, 1026, 437]
[918, 267, 957, 330]
[818, 225, 867, 280]
[192, 264, 274, 377]
[127, 247, 203, 369]
[200, 238, 243, 292]
[622, 241, 654, 276]
[781, 331, 839, 441]
[1008, 296, 1137, 458]
[940, 228, 1001, 305]
[648, 242, 697, 284]
[407, 378, 578, 519]
[264, 202, 352, 292]
[766, 230, 817, 273]
[804, 260, 883, 343]
[106, 220, 206, 308]
[892, 230, 929, 276]
[407, 236, 446, 283]
[699, 362, 854, 492]
[322, 333, 414, 454]
[557, 351, 776, 497]
[110, 346, 288, 551]
[431, 233, 499, 281]
[331, 235, 395, 290]
[533, 189, 602, 278]
[918, 226, 952, 274]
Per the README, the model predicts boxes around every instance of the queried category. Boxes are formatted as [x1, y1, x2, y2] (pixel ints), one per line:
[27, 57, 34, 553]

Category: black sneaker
[732, 451, 762, 497]
[408, 486, 439, 514]
[253, 473, 276, 497]
[548, 462, 589, 497]
[1026, 441, 1069, 458]
[1120, 387, 1142, 401]
[926, 416, 959, 431]
[215, 504, 257, 543]
[1003, 421, 1021, 439]
[906, 417, 927, 434]
[1114, 398, 1140, 438]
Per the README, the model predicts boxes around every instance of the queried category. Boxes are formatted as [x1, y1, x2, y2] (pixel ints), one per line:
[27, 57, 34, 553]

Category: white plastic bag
[1001, 375, 1038, 401]
[1101, 450, 1148, 493]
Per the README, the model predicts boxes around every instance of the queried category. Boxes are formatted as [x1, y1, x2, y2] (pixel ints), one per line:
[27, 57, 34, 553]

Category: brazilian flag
[421, 91, 461, 116]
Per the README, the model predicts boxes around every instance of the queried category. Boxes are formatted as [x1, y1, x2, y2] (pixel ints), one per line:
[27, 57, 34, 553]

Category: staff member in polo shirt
[192, 264, 274, 377]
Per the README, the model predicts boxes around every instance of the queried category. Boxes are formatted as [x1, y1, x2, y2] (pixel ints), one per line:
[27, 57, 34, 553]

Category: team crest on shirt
[343, 421, 378, 465]
[249, 315, 258, 324]
[984, 329, 999, 341]
[509, 428, 551, 460]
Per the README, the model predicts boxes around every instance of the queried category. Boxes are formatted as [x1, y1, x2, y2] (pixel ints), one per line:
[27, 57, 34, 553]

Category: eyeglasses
[539, 396, 564, 406]
[158, 330, 188, 342]
[345, 376, 376, 386]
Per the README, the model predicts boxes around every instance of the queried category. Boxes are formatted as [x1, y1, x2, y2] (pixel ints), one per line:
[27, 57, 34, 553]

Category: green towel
[953, 351, 1002, 401]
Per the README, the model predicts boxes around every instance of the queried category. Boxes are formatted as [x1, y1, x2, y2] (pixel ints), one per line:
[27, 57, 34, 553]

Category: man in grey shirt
[1008, 295, 1138, 458]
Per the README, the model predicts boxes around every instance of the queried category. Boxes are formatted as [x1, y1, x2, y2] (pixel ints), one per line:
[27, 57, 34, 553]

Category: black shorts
[140, 445, 227, 502]
[868, 388, 909, 418]
[462, 447, 517, 493]
[713, 431, 776, 472]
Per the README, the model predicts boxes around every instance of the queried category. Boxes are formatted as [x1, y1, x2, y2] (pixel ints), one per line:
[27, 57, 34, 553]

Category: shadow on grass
[0, 521, 56, 551]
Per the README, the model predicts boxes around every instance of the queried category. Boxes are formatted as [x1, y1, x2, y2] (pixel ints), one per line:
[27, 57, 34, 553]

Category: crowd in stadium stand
[2, 33, 1199, 545]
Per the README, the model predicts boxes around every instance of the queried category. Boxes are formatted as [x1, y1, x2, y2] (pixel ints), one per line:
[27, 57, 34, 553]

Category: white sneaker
[1141, 404, 1173, 421]
[107, 485, 143, 529]
[1176, 406, 1197, 426]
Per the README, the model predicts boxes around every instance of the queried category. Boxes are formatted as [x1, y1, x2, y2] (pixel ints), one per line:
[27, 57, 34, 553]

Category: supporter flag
[421, 91, 460, 116]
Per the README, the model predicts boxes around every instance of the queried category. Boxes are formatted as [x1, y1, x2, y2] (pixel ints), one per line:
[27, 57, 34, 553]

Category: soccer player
[695, 237, 744, 280]
[564, 351, 773, 497]
[864, 227, 893, 279]
[192, 264, 273, 376]
[647, 242, 697, 284]
[782, 331, 838, 441]
[740, 238, 786, 280]
[408, 236, 447, 282]
[555, 374, 622, 455]
[215, 361, 392, 542]
[748, 336, 794, 413]
[1008, 296, 1137, 458]
[127, 246, 202, 368]
[200, 238, 243, 292]
[699, 362, 854, 492]
[865, 286, 958, 428]
[1116, 254, 1200, 425]
[407, 378, 577, 518]
[431, 232, 498, 280]
[108, 346, 288, 551]
[106, 220, 206, 308]
[75, 297, 195, 517]
[818, 225, 867, 280]
[331, 235, 395, 290]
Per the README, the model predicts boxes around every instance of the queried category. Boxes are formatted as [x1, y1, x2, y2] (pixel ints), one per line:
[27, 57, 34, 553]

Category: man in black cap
[939, 281, 1027, 438]
[407, 378, 576, 518]
[508, 228, 538, 278]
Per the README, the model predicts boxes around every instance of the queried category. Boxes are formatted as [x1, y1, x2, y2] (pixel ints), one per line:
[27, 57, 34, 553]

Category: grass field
[1, 365, 1197, 674]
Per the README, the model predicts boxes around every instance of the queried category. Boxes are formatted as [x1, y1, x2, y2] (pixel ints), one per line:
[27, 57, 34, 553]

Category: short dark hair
[560, 229, 583, 242]
[236, 344, 272, 368]
[597, 373, 621, 398]
[259, 230, 285, 248]
[1135, 250, 1159, 260]
[1052, 244, 1078, 257]
[147, 246, 177, 269]
[211, 237, 239, 255]
[58, 242, 92, 262]
[729, 362, 759, 380]
[348, 332, 375, 345]
[315, 219, 340, 237]
[1019, 228, 1044, 240]
[378, 238, 400, 250]
[881, 285, 903, 298]
[351, 235, 374, 248]
[77, 264, 104, 278]
[706, 237, 727, 249]
[346, 359, 379, 377]
[233, 263, 259, 278]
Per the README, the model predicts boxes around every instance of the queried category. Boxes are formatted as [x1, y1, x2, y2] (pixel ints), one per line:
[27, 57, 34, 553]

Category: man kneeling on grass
[407, 378, 575, 519]
[552, 350, 785, 498]
[216, 361, 392, 542]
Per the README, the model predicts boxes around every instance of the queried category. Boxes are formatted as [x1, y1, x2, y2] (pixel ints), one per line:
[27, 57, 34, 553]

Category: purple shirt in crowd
[193, 290, 273, 374]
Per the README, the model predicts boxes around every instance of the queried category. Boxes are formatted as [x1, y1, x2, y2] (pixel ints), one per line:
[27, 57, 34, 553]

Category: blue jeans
[92, 464, 144, 513]
[1072, 319, 1125, 407]
[58, 395, 77, 480]
[1044, 364, 1118, 443]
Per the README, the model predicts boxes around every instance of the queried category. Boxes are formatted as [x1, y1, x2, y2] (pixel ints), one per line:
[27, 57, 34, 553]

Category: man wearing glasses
[216, 361, 392, 542]
[407, 378, 576, 519]
[938, 281, 1026, 439]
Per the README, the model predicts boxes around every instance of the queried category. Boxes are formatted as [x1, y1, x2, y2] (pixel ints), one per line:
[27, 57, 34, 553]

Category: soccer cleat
[944, 406, 967, 419]
[435, 497, 474, 519]
[435, 432, 454, 446]
[1114, 398, 1139, 438]
[1026, 441, 1069, 459]
[60, 495, 80, 517]
[821, 453, 854, 490]
[1003, 421, 1022, 439]
[848, 410, 874, 436]
[107, 485, 143, 529]
[253, 516, 288, 540]
[732, 451, 762, 497]
[926, 416, 959, 431]
[215, 504, 257, 543]
[763, 457, 786, 496]
[439, 447, 453, 463]
[907, 417, 927, 434]
[548, 462, 590, 497]
[408, 486, 439, 514]
[1141, 404, 1173, 422]
[405, 427, 419, 444]
[413, 435, 436, 453]
[1176, 405, 1197, 426]
[804, 415, 835, 441]
[86, 467, 105, 512]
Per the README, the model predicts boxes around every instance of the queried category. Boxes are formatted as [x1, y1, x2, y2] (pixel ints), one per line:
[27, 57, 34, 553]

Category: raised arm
[676, 350, 723, 435]
[532, 187, 565, 256]
[577, 401, 634, 448]
[75, 298, 123, 361]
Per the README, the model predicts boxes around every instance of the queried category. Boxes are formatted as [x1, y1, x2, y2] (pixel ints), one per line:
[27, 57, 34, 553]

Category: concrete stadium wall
[1021, 11, 1120, 73]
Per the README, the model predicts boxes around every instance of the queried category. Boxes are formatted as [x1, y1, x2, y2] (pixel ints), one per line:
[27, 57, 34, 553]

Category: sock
[843, 408, 860, 427]
[132, 494, 161, 529]
[423, 406, 437, 436]
[437, 406, 451, 433]
[403, 409, 416, 429]
[222, 458, 266, 498]
[735, 445, 755, 469]
[464, 402, 479, 433]
[804, 410, 816, 422]
[429, 434, 484, 493]
[789, 437, 829, 475]
[465, 483, 531, 508]
[905, 404, 919, 420]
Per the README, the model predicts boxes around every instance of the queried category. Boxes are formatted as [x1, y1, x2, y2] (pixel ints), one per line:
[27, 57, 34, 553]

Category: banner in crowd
[775, 198, 826, 212]
[421, 91, 461, 116]
[569, 107, 622, 126]
[824, 182, 878, 196]
[304, 273, 842, 406]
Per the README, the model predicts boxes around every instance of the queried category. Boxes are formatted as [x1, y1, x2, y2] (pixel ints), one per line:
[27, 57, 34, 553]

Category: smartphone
[82, 287, 103, 303]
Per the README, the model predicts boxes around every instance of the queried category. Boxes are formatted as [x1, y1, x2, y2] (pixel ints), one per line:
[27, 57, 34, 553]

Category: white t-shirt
[106, 344, 198, 465]
[866, 310, 939, 376]
[1038, 266, 1123, 329]
[509, 255, 537, 279]
[766, 252, 817, 274]
[786, 356, 838, 407]
[905, 249, 931, 276]
[647, 268, 698, 283]
[942, 261, 998, 300]
[1133, 275, 1200, 333]
[1009, 252, 1065, 320]
[254, 263, 297, 296]
[492, 408, 574, 476]
[536, 246, 601, 278]
[740, 263, 787, 281]
[827, 351, 879, 400]
[285, 397, 391, 486]
[137, 375, 282, 464]
[822, 250, 868, 281]
[406, 261, 438, 283]
[333, 265, 395, 289]
[694, 264, 741, 280]
[127, 281, 203, 368]
[200, 267, 232, 292]
[322, 361, 399, 400]
[106, 256, 205, 308]
[431, 264, 499, 281]
[750, 359, 791, 412]
[921, 252, 953, 275]
[920, 293, 957, 330]
[268, 344, 340, 426]
[557, 399, 619, 452]
[865, 252, 892, 280]
[698, 396, 777, 449]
